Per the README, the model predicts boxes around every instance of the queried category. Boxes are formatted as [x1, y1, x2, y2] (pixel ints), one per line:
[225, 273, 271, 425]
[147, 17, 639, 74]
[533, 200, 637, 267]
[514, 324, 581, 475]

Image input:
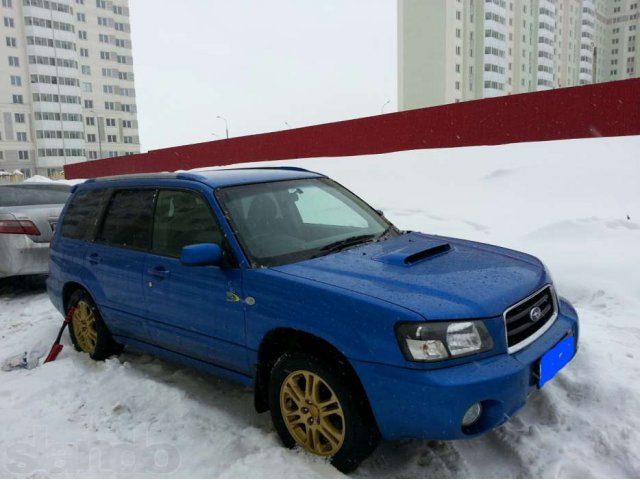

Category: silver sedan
[0, 183, 71, 279]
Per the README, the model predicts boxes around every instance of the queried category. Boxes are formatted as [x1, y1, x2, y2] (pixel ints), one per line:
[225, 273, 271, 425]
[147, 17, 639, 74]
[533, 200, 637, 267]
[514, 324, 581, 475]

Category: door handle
[147, 266, 170, 279]
[87, 253, 102, 265]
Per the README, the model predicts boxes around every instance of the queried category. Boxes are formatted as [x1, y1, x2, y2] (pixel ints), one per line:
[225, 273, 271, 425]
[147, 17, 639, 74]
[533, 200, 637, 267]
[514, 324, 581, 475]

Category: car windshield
[217, 178, 395, 267]
[0, 184, 70, 207]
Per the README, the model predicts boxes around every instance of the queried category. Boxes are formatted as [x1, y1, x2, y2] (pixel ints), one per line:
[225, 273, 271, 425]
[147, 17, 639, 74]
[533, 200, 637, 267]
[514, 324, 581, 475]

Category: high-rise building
[398, 0, 640, 110]
[0, 0, 139, 178]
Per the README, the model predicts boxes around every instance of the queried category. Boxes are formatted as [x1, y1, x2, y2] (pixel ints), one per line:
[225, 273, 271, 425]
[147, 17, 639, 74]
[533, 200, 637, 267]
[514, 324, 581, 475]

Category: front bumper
[0, 235, 51, 278]
[352, 297, 579, 440]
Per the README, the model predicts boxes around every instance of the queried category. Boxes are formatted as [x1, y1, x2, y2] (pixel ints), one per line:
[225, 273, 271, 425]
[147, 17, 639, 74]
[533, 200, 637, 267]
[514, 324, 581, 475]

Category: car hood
[272, 232, 548, 320]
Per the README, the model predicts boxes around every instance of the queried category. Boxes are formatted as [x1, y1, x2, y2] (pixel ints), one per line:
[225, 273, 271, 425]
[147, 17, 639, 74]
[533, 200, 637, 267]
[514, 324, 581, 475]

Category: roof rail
[86, 172, 179, 183]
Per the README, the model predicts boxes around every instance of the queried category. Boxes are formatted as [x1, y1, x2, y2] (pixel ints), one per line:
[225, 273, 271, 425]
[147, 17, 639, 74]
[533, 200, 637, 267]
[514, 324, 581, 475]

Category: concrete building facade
[0, 0, 139, 178]
[399, 0, 640, 110]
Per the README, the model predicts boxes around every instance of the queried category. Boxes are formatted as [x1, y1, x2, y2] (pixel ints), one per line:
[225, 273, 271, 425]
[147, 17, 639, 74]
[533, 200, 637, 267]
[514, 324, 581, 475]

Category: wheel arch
[62, 281, 88, 312]
[254, 328, 377, 425]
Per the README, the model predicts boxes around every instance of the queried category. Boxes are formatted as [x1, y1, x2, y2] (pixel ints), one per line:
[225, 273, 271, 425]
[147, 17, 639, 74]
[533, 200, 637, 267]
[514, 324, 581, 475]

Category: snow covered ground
[1, 135, 639, 478]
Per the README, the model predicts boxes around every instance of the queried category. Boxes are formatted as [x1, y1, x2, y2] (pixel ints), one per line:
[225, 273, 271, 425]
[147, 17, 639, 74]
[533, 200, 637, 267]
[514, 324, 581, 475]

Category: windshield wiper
[318, 234, 377, 255]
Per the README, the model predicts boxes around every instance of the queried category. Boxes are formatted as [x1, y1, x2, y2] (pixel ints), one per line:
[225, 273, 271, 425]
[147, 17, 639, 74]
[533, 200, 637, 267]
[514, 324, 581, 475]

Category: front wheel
[67, 290, 120, 360]
[269, 352, 379, 473]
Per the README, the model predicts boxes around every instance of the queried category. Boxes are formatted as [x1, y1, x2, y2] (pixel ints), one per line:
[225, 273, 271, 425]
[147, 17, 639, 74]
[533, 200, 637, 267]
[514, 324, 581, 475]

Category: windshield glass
[217, 178, 393, 267]
[0, 184, 70, 207]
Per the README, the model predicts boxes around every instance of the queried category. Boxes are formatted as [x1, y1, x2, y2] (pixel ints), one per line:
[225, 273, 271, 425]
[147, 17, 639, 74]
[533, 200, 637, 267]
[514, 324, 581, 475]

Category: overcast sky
[129, 0, 397, 152]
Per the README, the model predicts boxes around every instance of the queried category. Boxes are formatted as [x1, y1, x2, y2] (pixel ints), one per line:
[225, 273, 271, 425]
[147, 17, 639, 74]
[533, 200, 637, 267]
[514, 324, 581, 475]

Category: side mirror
[180, 243, 223, 266]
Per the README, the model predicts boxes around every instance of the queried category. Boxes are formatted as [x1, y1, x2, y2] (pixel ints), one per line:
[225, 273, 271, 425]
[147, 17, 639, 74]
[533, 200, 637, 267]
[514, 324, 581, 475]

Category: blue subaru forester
[48, 167, 579, 472]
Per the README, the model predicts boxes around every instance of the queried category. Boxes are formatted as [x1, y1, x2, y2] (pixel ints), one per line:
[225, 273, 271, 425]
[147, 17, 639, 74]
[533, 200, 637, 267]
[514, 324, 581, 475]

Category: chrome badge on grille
[529, 306, 543, 322]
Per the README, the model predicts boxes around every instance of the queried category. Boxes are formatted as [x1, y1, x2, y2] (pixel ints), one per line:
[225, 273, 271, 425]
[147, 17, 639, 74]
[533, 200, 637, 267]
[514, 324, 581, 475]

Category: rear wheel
[269, 352, 379, 473]
[67, 290, 119, 360]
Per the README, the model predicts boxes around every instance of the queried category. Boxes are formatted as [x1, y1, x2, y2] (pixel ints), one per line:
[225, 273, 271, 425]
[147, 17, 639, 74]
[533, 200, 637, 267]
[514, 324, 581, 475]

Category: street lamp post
[216, 116, 229, 139]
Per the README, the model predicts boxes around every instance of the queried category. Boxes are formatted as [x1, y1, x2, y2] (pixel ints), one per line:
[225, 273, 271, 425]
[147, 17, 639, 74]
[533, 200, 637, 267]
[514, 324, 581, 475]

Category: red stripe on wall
[64, 78, 640, 179]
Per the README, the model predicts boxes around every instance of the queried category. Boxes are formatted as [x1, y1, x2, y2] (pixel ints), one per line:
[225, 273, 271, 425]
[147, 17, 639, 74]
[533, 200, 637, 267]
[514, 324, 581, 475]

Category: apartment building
[0, 0, 139, 178]
[399, 0, 640, 110]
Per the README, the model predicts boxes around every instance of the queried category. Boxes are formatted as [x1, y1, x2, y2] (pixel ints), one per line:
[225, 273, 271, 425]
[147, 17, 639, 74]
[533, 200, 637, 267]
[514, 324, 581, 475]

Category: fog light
[462, 402, 482, 427]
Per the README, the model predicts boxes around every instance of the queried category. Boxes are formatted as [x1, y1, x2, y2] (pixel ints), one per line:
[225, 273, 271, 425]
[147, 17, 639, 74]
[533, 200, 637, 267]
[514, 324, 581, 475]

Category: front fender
[243, 268, 421, 366]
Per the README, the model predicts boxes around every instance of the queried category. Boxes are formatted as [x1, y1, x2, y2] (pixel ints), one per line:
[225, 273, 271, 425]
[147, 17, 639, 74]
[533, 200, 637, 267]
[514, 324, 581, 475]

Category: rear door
[87, 189, 156, 342]
[142, 188, 247, 374]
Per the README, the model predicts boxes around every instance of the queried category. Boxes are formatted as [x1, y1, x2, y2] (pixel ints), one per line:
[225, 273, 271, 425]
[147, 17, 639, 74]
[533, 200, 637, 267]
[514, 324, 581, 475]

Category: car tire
[67, 290, 120, 361]
[269, 352, 380, 473]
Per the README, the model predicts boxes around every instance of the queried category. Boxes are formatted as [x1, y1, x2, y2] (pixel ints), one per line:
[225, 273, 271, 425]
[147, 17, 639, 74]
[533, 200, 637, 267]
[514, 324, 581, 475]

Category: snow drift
[0, 135, 638, 477]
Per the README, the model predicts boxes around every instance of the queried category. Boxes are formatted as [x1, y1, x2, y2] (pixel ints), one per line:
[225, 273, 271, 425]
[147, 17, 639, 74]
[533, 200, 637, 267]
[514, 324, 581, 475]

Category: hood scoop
[373, 238, 451, 266]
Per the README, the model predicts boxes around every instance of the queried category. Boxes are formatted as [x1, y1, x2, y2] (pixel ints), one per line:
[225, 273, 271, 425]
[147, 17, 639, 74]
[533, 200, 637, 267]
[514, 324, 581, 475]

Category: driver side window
[152, 190, 222, 258]
[293, 185, 368, 228]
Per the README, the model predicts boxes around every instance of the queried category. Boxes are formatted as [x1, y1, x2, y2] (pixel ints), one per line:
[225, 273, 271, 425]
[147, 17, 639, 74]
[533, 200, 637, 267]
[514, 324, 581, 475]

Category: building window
[88, 151, 98, 159]
[18, 151, 29, 160]
[2, 0, 13, 7]
[122, 120, 132, 128]
[10, 75, 21, 86]
[105, 102, 115, 110]
[77, 12, 86, 22]
[107, 135, 117, 143]
[456, 46, 461, 55]
[3, 17, 14, 27]
[84, 99, 94, 108]
[15, 113, 25, 123]
[86, 116, 95, 126]
[106, 118, 116, 127]
[5, 36, 16, 47]
[82, 82, 92, 92]
[78, 30, 87, 40]
[80, 48, 89, 57]
[87, 134, 96, 143]
[17, 132, 27, 142]
[12, 94, 23, 104]
[81, 65, 91, 74]
[8, 56, 19, 67]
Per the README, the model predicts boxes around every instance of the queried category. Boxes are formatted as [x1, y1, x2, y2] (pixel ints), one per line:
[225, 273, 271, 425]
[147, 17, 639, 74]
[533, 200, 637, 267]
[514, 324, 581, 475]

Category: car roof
[86, 167, 325, 189]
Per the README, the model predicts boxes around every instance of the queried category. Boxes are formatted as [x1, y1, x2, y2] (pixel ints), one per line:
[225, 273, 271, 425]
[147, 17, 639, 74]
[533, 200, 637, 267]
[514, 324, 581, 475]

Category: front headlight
[396, 320, 494, 362]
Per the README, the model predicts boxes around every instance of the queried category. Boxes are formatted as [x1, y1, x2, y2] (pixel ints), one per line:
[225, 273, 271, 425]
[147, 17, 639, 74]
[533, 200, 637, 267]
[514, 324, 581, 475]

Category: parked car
[0, 182, 71, 279]
[47, 168, 579, 472]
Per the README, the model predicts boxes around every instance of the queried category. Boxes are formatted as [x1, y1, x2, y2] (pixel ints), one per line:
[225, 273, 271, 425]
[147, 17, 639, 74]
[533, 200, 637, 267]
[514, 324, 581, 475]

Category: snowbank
[1, 136, 638, 477]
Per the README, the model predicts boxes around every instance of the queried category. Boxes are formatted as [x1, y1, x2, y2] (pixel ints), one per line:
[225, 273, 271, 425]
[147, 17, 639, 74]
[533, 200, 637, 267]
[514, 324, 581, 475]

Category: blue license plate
[539, 335, 575, 388]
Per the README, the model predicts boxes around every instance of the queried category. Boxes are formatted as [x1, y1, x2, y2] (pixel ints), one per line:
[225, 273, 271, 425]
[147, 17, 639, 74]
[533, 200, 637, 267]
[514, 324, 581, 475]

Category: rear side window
[0, 185, 70, 206]
[61, 189, 111, 240]
[96, 189, 155, 250]
[152, 190, 222, 258]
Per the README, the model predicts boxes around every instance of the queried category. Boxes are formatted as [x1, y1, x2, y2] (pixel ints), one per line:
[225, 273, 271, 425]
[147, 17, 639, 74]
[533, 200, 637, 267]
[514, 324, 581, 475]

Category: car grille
[504, 286, 556, 350]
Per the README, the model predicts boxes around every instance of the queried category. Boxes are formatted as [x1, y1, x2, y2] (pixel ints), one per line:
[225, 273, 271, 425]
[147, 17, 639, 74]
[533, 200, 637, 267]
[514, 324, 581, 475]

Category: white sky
[129, 0, 397, 152]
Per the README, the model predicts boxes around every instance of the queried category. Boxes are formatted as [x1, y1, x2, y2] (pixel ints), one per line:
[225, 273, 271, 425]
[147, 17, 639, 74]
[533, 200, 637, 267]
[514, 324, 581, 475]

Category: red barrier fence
[64, 78, 640, 179]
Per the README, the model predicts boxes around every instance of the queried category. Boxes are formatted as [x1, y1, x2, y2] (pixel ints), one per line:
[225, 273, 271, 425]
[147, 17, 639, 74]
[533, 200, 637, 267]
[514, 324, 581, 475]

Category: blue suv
[48, 167, 579, 472]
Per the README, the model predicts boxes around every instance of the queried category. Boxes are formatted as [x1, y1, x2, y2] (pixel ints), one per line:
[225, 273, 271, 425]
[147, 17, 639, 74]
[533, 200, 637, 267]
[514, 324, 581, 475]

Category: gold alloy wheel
[72, 300, 98, 354]
[280, 369, 345, 456]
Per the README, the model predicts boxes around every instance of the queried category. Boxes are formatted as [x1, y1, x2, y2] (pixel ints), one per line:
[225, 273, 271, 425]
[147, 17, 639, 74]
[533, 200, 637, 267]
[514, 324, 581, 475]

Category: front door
[143, 189, 248, 375]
